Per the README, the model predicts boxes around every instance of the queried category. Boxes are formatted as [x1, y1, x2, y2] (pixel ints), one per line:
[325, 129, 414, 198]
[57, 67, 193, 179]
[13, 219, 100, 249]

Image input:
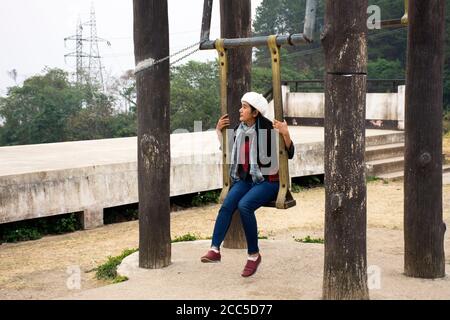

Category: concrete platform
[0, 127, 403, 228]
[59, 239, 450, 300]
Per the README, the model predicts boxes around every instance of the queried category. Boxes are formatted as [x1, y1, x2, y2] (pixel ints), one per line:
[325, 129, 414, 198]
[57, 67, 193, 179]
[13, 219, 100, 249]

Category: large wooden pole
[321, 0, 369, 299]
[134, 0, 171, 268]
[404, 0, 446, 278]
[220, 0, 252, 250]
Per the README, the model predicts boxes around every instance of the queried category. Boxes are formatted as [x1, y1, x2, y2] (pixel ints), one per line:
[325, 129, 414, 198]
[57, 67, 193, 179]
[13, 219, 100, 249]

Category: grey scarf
[229, 122, 264, 184]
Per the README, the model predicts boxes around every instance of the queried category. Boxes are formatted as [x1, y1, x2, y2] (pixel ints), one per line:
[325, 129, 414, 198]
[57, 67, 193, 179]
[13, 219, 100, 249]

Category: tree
[65, 92, 117, 141]
[0, 68, 137, 146]
[170, 61, 220, 132]
[367, 58, 404, 79]
[253, 0, 325, 72]
[0, 68, 84, 146]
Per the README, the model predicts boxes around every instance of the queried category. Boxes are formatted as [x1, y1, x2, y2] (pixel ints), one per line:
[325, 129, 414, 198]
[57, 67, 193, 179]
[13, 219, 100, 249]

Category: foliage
[366, 176, 382, 183]
[0, 213, 82, 243]
[95, 248, 138, 283]
[291, 183, 303, 193]
[1, 226, 42, 243]
[0, 68, 84, 145]
[253, 0, 325, 73]
[294, 235, 324, 244]
[191, 190, 220, 207]
[253, 0, 450, 109]
[367, 58, 404, 79]
[172, 233, 201, 243]
[0, 68, 137, 146]
[170, 61, 220, 132]
[257, 231, 268, 239]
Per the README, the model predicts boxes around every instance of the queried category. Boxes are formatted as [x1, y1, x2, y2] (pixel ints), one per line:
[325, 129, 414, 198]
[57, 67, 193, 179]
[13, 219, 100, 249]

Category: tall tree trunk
[321, 0, 369, 299]
[404, 0, 446, 278]
[134, 0, 171, 268]
[220, 0, 252, 250]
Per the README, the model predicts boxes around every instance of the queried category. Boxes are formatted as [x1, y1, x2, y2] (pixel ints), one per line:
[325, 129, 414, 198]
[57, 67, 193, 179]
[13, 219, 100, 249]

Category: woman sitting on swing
[201, 91, 295, 277]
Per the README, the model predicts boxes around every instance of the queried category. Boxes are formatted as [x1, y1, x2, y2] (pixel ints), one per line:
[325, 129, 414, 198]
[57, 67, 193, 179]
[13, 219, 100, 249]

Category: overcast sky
[0, 0, 263, 96]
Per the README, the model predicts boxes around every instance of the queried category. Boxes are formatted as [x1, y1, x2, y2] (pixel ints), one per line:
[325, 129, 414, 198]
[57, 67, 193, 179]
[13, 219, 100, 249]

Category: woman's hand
[273, 119, 289, 136]
[273, 119, 293, 149]
[216, 114, 230, 132]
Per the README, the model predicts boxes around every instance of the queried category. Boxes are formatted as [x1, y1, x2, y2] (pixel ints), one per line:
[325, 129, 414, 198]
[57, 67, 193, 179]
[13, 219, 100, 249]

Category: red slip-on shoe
[241, 254, 262, 277]
[201, 250, 221, 263]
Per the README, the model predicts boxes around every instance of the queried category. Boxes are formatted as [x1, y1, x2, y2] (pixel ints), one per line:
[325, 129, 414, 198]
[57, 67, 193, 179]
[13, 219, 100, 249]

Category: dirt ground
[444, 132, 450, 159]
[0, 179, 449, 300]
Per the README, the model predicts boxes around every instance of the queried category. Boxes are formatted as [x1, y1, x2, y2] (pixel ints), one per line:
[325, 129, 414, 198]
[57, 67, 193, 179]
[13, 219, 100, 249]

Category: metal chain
[170, 46, 201, 66]
[135, 41, 201, 74]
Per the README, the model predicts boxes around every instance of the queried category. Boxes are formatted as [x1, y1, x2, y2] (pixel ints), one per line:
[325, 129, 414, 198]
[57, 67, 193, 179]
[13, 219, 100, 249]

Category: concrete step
[365, 143, 404, 162]
[377, 164, 450, 182]
[366, 156, 404, 176]
[366, 132, 404, 147]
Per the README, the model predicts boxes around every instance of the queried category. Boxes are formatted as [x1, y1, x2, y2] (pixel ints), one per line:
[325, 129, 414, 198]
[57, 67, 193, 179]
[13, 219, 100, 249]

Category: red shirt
[239, 139, 279, 182]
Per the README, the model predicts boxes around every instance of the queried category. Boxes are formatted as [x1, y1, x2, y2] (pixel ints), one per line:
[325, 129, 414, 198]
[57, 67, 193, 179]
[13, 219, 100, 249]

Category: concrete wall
[284, 85, 406, 129]
[0, 133, 326, 229]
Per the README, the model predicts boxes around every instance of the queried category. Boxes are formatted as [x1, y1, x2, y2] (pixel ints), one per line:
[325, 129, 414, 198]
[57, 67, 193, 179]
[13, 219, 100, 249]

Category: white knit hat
[241, 92, 274, 121]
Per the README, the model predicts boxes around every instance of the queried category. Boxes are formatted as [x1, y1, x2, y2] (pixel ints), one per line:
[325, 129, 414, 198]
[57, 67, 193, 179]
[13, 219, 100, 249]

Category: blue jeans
[211, 179, 279, 254]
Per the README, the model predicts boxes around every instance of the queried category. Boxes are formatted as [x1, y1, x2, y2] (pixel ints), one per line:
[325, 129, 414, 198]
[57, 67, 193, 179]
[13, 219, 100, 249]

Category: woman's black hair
[249, 104, 262, 118]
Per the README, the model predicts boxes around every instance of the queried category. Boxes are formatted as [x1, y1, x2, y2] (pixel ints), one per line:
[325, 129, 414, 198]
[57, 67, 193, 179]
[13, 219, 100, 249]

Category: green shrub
[172, 233, 200, 243]
[2, 227, 42, 243]
[294, 235, 324, 244]
[50, 213, 82, 234]
[95, 248, 138, 283]
[0, 213, 82, 243]
[191, 190, 220, 206]
[291, 183, 303, 193]
[367, 176, 382, 182]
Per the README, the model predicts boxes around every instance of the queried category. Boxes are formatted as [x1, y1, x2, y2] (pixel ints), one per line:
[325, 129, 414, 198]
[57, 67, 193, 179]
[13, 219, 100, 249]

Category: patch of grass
[172, 232, 201, 243]
[294, 235, 324, 244]
[112, 275, 129, 284]
[257, 231, 268, 239]
[291, 183, 303, 193]
[367, 176, 382, 183]
[95, 248, 138, 283]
